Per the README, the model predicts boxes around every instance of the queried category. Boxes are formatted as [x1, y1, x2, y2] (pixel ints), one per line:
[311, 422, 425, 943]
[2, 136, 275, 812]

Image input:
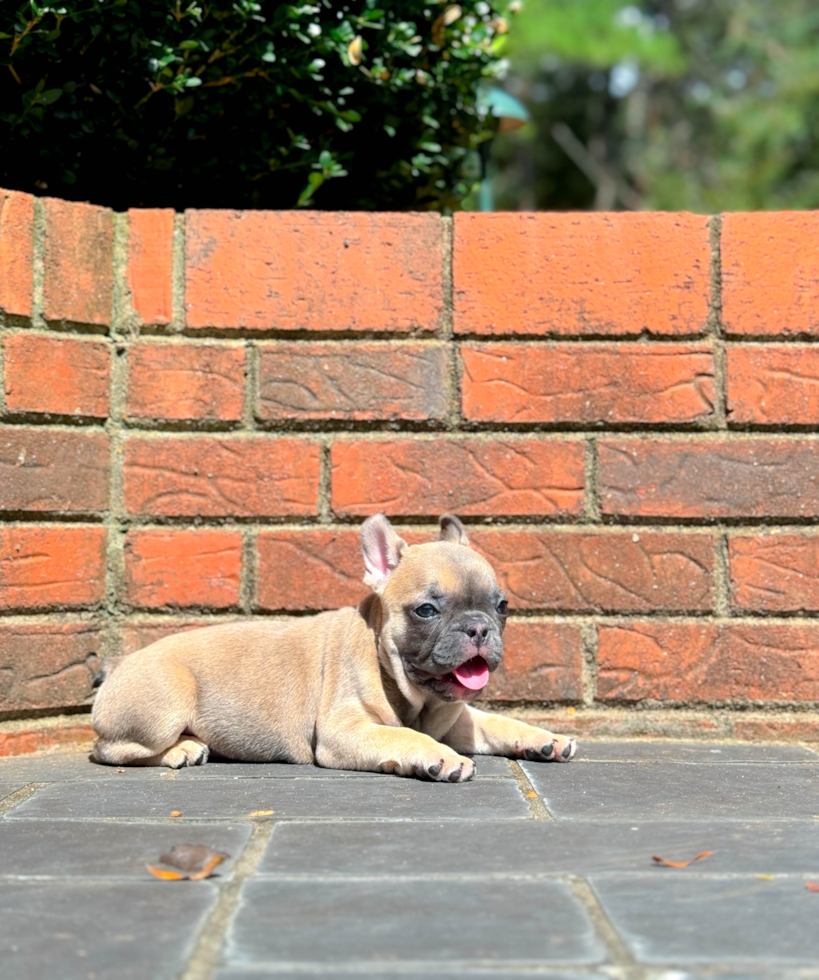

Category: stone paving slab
[0, 879, 218, 980]
[214, 971, 611, 980]
[224, 879, 605, 968]
[522, 760, 819, 821]
[0, 819, 251, 878]
[0, 782, 26, 803]
[7, 775, 530, 822]
[175, 754, 516, 780]
[577, 741, 819, 763]
[0, 753, 514, 783]
[4, 742, 819, 980]
[258, 818, 819, 877]
[590, 874, 819, 965]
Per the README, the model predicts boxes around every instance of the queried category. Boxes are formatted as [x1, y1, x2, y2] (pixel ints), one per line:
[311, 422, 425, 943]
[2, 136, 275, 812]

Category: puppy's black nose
[466, 622, 490, 644]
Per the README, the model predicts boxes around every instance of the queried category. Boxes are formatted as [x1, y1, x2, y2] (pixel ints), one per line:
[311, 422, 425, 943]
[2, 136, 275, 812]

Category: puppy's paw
[159, 737, 209, 769]
[521, 733, 577, 764]
[418, 752, 475, 782]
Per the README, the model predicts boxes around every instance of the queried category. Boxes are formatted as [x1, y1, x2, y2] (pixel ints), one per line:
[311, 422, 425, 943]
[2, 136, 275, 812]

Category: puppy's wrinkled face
[382, 542, 507, 702]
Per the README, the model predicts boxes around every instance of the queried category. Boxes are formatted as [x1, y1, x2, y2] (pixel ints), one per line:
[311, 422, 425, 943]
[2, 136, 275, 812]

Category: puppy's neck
[359, 592, 427, 722]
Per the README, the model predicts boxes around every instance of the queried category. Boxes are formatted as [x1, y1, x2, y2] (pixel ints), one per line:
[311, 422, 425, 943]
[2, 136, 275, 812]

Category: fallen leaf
[652, 850, 714, 868]
[146, 864, 185, 880]
[146, 845, 230, 882]
[807, 881, 819, 892]
[159, 845, 229, 873]
[755, 875, 775, 880]
[170, 811, 182, 817]
[115, 768, 126, 773]
[248, 809, 275, 817]
[526, 791, 538, 799]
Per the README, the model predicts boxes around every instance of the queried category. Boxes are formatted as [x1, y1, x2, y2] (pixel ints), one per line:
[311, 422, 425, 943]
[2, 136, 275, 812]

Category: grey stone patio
[1, 740, 819, 980]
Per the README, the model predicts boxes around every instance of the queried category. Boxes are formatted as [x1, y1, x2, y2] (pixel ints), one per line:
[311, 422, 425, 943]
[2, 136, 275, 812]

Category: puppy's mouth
[449, 655, 490, 691]
[411, 655, 491, 701]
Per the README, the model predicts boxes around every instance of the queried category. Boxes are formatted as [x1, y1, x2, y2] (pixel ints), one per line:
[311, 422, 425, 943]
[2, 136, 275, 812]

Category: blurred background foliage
[1, 0, 817, 212]
[0, 0, 512, 210]
[492, 0, 819, 212]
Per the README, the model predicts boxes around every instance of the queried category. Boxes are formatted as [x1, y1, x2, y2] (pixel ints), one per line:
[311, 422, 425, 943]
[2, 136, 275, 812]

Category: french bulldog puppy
[92, 514, 577, 780]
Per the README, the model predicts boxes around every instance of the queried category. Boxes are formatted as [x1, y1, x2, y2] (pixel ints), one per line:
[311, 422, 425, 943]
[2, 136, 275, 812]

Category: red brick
[185, 210, 443, 332]
[453, 212, 711, 336]
[125, 528, 241, 609]
[0, 622, 101, 711]
[0, 526, 106, 610]
[4, 334, 110, 418]
[0, 722, 96, 758]
[600, 438, 819, 519]
[127, 208, 174, 325]
[257, 529, 368, 611]
[722, 212, 819, 336]
[0, 189, 34, 317]
[257, 342, 448, 422]
[598, 623, 819, 702]
[256, 528, 439, 611]
[126, 342, 244, 422]
[331, 438, 585, 517]
[43, 197, 113, 326]
[733, 717, 819, 745]
[726, 345, 819, 424]
[730, 534, 819, 613]
[123, 436, 319, 517]
[0, 427, 109, 514]
[484, 621, 583, 701]
[461, 343, 715, 424]
[120, 620, 232, 656]
[469, 529, 714, 612]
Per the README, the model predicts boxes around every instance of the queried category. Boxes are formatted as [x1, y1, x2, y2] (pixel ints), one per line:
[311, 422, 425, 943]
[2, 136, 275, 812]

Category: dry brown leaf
[146, 845, 230, 881]
[146, 864, 185, 880]
[170, 810, 182, 817]
[652, 850, 714, 868]
[159, 845, 228, 873]
[526, 791, 538, 799]
[806, 881, 819, 892]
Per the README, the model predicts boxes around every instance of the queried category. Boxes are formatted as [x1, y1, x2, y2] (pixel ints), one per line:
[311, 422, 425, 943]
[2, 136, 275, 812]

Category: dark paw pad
[542, 743, 556, 760]
[561, 741, 575, 760]
[448, 764, 464, 782]
[427, 760, 443, 778]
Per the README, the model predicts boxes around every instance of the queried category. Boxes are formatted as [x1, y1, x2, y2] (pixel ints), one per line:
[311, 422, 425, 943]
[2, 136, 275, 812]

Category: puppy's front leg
[442, 706, 577, 763]
[317, 716, 474, 782]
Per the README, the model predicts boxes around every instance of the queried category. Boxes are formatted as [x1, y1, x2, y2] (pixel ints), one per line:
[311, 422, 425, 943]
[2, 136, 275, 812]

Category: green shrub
[0, 1, 514, 210]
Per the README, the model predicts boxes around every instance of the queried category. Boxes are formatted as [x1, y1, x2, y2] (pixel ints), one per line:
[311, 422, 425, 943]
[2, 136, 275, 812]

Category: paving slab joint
[0, 782, 46, 816]
[568, 876, 639, 976]
[509, 760, 552, 821]
[179, 819, 274, 980]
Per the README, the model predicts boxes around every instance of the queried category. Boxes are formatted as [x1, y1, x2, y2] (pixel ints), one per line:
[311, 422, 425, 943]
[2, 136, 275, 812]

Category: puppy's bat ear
[438, 514, 470, 547]
[361, 514, 408, 593]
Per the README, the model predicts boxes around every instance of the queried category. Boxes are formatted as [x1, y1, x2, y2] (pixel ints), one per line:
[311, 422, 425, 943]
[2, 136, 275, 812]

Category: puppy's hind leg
[92, 735, 209, 769]
[91, 657, 208, 769]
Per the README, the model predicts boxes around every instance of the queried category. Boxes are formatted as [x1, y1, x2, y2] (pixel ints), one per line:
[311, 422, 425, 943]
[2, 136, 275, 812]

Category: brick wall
[1, 192, 819, 747]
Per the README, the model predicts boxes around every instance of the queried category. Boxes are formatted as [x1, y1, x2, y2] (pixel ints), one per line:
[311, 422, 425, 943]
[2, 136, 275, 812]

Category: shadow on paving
[0, 740, 818, 980]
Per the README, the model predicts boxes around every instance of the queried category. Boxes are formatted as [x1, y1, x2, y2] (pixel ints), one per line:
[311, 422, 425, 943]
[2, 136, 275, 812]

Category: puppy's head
[361, 513, 507, 702]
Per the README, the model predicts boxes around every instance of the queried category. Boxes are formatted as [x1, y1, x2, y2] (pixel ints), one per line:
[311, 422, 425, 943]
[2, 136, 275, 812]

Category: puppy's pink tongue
[452, 656, 489, 691]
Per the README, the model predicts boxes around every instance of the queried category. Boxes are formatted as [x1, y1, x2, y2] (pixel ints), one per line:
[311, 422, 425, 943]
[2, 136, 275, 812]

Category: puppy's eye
[497, 600, 509, 616]
[414, 603, 439, 619]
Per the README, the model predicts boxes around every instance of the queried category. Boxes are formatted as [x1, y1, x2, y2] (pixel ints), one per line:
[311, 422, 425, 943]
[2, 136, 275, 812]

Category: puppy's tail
[92, 655, 126, 689]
